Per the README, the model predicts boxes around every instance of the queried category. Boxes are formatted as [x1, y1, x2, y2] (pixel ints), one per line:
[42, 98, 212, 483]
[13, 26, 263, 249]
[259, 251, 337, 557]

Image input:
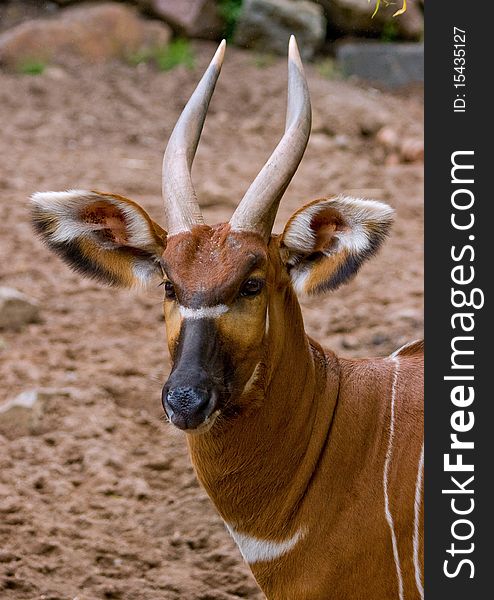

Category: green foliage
[381, 20, 399, 42]
[156, 38, 195, 71]
[17, 59, 46, 75]
[315, 58, 342, 80]
[252, 52, 276, 69]
[218, 0, 243, 41]
[128, 39, 195, 71]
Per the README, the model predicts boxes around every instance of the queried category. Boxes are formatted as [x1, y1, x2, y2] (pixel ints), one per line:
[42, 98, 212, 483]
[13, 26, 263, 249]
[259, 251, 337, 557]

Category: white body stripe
[226, 524, 303, 564]
[290, 268, 309, 296]
[179, 304, 229, 319]
[383, 356, 404, 600]
[413, 443, 425, 600]
[389, 339, 422, 358]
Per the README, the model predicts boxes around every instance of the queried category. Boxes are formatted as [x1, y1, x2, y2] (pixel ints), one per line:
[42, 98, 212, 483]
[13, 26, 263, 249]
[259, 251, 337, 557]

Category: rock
[234, 0, 326, 60]
[144, 0, 224, 40]
[0, 387, 72, 439]
[334, 134, 350, 149]
[310, 131, 334, 152]
[394, 307, 423, 326]
[0, 287, 40, 330]
[0, 2, 172, 69]
[143, 458, 173, 471]
[0, 550, 19, 563]
[0, 390, 43, 439]
[358, 110, 388, 137]
[44, 65, 67, 80]
[400, 138, 424, 163]
[377, 126, 424, 164]
[376, 125, 399, 150]
[341, 335, 360, 350]
[371, 332, 390, 346]
[318, 0, 423, 41]
[336, 42, 424, 88]
[384, 152, 400, 166]
[116, 476, 152, 499]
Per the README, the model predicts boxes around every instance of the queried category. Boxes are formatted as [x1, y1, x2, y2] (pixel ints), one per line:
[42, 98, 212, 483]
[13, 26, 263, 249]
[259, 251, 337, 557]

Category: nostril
[166, 386, 208, 410]
[162, 386, 217, 430]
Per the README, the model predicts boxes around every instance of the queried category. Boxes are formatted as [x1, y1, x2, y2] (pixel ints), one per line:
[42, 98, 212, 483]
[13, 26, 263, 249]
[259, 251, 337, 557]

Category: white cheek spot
[179, 304, 229, 319]
[132, 261, 157, 286]
[225, 524, 304, 564]
[289, 267, 309, 296]
[242, 362, 261, 395]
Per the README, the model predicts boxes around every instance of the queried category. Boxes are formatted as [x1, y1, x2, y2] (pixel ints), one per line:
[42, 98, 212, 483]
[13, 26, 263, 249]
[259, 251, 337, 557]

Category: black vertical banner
[425, 2, 493, 598]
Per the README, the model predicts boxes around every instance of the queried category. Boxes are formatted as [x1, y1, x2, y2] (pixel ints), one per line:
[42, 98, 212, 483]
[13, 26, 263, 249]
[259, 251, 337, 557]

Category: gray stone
[318, 0, 423, 40]
[234, 0, 326, 60]
[0, 387, 72, 439]
[0, 390, 43, 438]
[0, 2, 172, 69]
[144, 0, 224, 40]
[116, 476, 152, 499]
[0, 287, 40, 330]
[336, 42, 423, 88]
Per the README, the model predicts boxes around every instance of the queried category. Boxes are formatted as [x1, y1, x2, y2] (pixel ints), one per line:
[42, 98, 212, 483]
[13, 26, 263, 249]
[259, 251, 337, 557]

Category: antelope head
[31, 38, 394, 433]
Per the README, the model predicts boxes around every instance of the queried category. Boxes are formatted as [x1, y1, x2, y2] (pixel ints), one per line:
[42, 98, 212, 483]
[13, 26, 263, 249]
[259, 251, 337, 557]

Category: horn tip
[288, 35, 303, 66]
[214, 39, 227, 66]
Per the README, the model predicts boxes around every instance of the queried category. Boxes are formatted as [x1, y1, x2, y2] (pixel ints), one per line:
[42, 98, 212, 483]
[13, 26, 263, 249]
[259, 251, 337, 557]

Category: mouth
[162, 383, 221, 431]
[184, 409, 221, 435]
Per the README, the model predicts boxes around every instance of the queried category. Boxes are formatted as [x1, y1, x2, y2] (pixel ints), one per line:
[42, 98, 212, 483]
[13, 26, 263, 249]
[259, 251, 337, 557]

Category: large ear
[280, 195, 394, 296]
[31, 190, 167, 287]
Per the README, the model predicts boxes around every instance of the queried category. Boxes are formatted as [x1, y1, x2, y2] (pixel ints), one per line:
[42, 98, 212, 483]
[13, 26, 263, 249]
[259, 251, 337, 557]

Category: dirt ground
[0, 41, 423, 599]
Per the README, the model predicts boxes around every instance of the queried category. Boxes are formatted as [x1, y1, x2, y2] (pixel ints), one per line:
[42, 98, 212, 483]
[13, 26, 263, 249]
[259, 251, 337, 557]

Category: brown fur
[186, 240, 423, 599]
[162, 226, 269, 396]
[162, 225, 266, 307]
[31, 191, 423, 599]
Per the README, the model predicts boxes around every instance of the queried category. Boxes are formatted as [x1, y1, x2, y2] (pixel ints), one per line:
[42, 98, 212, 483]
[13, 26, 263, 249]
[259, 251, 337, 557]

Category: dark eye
[240, 278, 265, 298]
[164, 281, 176, 300]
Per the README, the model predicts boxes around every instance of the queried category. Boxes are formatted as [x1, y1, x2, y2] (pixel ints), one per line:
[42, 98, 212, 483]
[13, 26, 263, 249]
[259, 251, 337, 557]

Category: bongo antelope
[31, 38, 424, 600]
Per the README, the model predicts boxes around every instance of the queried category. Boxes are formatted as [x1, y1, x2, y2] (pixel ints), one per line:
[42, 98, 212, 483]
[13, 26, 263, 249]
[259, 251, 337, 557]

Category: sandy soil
[0, 41, 423, 599]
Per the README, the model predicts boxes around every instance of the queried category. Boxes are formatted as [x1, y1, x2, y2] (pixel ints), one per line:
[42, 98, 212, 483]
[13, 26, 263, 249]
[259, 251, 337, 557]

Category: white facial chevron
[179, 304, 229, 319]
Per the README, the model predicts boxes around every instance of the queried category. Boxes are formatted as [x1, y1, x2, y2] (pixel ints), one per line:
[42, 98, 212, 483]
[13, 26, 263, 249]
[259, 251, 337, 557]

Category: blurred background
[0, 1, 423, 599]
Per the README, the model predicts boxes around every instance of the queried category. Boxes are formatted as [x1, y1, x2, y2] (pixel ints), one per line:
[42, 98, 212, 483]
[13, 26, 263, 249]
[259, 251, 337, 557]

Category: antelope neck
[187, 285, 340, 538]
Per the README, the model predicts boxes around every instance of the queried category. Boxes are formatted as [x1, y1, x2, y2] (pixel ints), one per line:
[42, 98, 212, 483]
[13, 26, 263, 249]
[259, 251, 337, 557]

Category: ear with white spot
[31, 190, 167, 287]
[280, 195, 394, 296]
